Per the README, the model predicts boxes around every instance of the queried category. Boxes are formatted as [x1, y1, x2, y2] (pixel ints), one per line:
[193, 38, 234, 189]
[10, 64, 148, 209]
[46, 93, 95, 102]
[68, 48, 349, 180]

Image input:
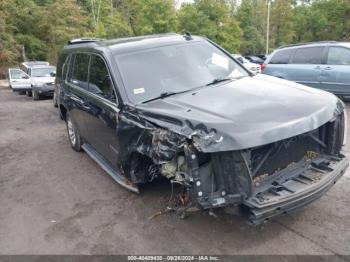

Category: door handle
[70, 95, 83, 104]
[71, 96, 91, 109]
[323, 66, 332, 70]
[70, 95, 88, 106]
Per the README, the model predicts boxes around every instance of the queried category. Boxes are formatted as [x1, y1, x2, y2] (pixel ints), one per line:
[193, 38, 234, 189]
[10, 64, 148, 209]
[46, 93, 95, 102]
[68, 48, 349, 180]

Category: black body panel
[56, 34, 349, 224]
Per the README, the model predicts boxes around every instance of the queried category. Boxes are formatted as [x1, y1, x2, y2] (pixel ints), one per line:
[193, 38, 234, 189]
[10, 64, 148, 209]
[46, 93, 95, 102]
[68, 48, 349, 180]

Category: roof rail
[68, 38, 104, 45]
[278, 41, 338, 49]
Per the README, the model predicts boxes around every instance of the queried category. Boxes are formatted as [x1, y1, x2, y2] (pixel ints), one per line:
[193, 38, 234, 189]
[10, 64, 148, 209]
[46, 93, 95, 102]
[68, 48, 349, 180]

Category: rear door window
[68, 53, 90, 90]
[327, 47, 350, 65]
[269, 49, 294, 64]
[291, 47, 324, 64]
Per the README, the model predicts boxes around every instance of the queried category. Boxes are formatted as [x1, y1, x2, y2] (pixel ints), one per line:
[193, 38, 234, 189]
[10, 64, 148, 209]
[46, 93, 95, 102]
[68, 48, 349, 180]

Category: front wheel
[53, 92, 58, 107]
[66, 112, 82, 152]
[32, 89, 39, 100]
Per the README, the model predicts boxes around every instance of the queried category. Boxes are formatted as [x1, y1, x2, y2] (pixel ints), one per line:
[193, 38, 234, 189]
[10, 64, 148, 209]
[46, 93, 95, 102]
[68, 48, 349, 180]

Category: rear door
[320, 46, 350, 95]
[285, 46, 326, 89]
[8, 68, 31, 90]
[83, 53, 121, 169]
[65, 53, 91, 139]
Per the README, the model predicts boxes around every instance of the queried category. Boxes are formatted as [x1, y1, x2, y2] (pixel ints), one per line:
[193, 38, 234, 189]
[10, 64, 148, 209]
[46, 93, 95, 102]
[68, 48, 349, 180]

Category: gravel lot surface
[0, 79, 350, 256]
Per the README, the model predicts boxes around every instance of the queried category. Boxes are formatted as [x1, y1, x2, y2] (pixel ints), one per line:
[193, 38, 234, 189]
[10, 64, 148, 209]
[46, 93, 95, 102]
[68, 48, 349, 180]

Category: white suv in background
[232, 54, 261, 74]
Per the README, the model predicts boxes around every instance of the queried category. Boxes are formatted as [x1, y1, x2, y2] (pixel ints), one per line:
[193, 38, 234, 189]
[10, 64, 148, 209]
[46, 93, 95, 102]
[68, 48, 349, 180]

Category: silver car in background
[232, 54, 261, 74]
[8, 68, 31, 92]
[262, 41, 350, 96]
[19, 61, 56, 100]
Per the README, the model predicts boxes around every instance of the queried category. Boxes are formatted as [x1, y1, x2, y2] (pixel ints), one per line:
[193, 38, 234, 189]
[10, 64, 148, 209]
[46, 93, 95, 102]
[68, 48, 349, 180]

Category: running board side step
[82, 143, 139, 194]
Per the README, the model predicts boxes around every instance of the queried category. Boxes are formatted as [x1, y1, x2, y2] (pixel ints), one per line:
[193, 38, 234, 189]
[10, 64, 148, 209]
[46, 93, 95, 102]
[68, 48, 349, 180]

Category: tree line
[1, 0, 350, 70]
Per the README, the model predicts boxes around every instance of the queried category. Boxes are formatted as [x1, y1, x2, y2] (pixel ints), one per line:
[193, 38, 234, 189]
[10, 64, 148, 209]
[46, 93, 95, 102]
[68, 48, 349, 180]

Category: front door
[83, 54, 121, 169]
[8, 68, 31, 90]
[320, 46, 350, 95]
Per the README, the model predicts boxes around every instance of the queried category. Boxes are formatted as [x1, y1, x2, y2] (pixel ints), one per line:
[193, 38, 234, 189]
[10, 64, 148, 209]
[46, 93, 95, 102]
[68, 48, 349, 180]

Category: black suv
[57, 34, 348, 224]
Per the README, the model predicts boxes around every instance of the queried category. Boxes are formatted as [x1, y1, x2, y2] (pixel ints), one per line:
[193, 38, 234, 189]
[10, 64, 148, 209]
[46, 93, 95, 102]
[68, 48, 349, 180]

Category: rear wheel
[66, 112, 82, 152]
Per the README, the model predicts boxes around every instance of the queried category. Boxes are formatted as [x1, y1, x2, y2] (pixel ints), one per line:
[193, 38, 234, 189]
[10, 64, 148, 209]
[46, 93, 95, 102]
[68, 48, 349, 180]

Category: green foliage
[37, 0, 89, 62]
[177, 0, 242, 53]
[130, 0, 177, 35]
[0, 0, 21, 66]
[270, 0, 295, 48]
[236, 0, 265, 54]
[292, 0, 350, 44]
[1, 0, 350, 69]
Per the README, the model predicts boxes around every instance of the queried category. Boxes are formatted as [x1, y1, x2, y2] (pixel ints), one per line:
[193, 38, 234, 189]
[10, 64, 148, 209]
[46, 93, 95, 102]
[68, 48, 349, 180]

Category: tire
[32, 89, 39, 100]
[53, 92, 58, 107]
[66, 112, 82, 152]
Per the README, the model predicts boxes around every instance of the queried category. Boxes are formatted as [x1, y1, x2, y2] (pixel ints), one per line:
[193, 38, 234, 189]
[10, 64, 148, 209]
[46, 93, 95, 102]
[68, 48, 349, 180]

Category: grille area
[251, 112, 345, 179]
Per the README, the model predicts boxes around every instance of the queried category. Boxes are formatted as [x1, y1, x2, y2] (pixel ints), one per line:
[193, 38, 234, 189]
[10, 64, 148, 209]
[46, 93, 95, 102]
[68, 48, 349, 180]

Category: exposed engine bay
[121, 109, 348, 224]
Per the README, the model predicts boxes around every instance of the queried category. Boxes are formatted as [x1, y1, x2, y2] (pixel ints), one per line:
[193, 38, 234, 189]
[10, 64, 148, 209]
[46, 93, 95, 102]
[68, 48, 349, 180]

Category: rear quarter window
[269, 49, 294, 64]
[327, 47, 350, 65]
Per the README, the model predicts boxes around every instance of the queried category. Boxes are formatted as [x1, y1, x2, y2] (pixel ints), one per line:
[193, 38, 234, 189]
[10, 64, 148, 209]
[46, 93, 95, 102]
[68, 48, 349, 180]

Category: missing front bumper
[243, 154, 349, 225]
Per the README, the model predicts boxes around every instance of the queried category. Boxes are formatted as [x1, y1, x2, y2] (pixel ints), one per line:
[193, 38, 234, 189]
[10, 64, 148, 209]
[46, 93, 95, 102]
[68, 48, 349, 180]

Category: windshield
[31, 67, 56, 77]
[115, 41, 249, 104]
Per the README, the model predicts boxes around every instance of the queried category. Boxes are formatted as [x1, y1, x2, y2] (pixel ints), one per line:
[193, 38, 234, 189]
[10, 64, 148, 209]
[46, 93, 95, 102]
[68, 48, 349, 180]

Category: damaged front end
[118, 103, 348, 224]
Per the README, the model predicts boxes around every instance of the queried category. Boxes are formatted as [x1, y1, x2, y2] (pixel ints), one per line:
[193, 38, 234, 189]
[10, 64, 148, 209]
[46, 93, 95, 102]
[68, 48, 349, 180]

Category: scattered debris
[253, 173, 268, 187]
[305, 151, 319, 160]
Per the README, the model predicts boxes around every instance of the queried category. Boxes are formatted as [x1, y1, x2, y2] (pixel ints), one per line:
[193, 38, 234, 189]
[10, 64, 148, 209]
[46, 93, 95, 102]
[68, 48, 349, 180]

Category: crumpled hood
[31, 76, 55, 86]
[135, 74, 344, 152]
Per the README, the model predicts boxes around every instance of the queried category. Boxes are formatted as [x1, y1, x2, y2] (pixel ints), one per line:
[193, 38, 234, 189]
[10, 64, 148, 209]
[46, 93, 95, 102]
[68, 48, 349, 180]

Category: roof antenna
[183, 32, 193, 41]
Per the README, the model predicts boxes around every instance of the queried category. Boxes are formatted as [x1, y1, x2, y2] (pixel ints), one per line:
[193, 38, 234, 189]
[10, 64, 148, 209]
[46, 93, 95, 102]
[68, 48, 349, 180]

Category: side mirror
[50, 72, 56, 77]
[22, 75, 29, 79]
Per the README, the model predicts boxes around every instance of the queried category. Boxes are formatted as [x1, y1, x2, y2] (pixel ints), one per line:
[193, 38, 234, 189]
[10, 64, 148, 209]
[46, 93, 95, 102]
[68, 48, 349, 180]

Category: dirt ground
[0, 79, 350, 256]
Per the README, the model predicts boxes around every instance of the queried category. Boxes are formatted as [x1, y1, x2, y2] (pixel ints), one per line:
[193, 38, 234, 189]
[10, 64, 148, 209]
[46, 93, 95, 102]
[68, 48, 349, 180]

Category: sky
[175, 0, 194, 9]
[175, 0, 243, 9]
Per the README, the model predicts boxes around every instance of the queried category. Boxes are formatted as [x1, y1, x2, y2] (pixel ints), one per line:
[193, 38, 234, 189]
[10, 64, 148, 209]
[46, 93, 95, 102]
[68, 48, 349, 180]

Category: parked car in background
[245, 55, 265, 65]
[262, 41, 350, 96]
[232, 54, 261, 74]
[253, 54, 267, 61]
[8, 68, 31, 92]
[21, 61, 50, 73]
[23, 63, 56, 100]
[57, 34, 348, 225]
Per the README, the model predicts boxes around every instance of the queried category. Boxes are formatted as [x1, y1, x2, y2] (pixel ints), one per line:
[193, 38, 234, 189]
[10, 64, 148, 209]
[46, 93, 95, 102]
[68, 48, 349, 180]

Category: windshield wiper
[205, 77, 233, 86]
[141, 90, 188, 104]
